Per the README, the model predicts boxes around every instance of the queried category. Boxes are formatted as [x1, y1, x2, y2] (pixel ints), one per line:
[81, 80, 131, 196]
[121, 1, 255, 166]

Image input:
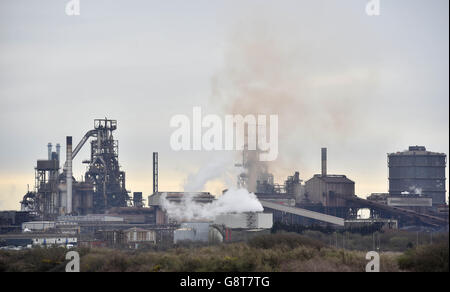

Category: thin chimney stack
[321, 147, 327, 177]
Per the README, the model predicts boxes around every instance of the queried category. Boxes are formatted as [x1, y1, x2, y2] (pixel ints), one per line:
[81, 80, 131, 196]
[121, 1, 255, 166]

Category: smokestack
[153, 152, 158, 194]
[56, 143, 61, 161]
[47, 143, 52, 160]
[321, 148, 327, 177]
[66, 136, 73, 214]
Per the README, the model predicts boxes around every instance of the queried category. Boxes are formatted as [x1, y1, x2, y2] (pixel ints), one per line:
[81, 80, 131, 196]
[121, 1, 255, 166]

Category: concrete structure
[388, 146, 447, 205]
[124, 227, 156, 248]
[214, 213, 273, 229]
[57, 215, 124, 223]
[148, 192, 215, 207]
[22, 221, 55, 232]
[260, 200, 345, 226]
[366, 193, 389, 205]
[254, 193, 296, 207]
[344, 219, 398, 230]
[55, 221, 80, 235]
[305, 175, 355, 207]
[387, 197, 432, 207]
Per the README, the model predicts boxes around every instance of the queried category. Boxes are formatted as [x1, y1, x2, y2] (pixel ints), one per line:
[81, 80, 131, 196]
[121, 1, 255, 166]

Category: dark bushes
[248, 233, 326, 250]
[398, 241, 449, 272]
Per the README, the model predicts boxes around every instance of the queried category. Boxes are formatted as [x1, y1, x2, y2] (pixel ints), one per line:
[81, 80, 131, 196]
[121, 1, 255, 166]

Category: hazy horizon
[0, 0, 448, 210]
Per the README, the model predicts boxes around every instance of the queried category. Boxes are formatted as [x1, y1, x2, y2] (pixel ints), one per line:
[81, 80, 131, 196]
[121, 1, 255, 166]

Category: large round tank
[388, 146, 447, 205]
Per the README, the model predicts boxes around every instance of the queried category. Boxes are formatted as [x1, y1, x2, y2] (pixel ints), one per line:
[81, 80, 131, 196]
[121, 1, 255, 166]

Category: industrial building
[304, 148, 355, 210]
[1, 119, 448, 250]
[0, 211, 34, 233]
[20, 119, 130, 219]
[239, 147, 448, 228]
[388, 146, 447, 206]
[174, 222, 212, 244]
[94, 227, 158, 249]
[148, 192, 215, 224]
[214, 213, 273, 229]
[363, 146, 449, 223]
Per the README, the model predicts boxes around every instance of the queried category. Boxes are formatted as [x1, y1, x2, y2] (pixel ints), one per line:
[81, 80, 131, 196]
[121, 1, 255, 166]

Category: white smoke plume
[160, 188, 263, 222]
[209, 12, 382, 188]
[409, 186, 423, 196]
[183, 154, 235, 192]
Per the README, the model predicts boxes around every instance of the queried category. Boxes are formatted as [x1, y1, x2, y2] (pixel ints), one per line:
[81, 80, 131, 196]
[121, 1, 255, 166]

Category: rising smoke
[210, 14, 380, 183]
[160, 154, 262, 222]
[172, 7, 381, 208]
[183, 154, 236, 193]
[160, 188, 263, 221]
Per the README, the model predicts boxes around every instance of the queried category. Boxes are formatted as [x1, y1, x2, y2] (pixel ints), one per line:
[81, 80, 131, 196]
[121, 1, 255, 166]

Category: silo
[388, 146, 447, 205]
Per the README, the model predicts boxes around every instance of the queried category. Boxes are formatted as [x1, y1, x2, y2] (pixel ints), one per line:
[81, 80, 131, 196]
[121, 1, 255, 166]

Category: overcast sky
[0, 0, 448, 210]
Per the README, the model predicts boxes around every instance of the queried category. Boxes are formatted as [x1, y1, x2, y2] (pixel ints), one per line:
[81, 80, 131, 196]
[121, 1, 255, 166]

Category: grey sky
[0, 0, 448, 210]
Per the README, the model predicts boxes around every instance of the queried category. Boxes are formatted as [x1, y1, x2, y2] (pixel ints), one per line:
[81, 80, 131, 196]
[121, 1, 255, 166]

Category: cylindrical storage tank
[174, 228, 195, 243]
[388, 146, 447, 205]
[177, 222, 211, 242]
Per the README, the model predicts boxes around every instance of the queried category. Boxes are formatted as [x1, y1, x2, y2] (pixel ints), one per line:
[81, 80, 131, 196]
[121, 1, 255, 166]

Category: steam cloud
[409, 186, 423, 196]
[210, 15, 379, 184]
[183, 154, 236, 192]
[160, 188, 263, 221]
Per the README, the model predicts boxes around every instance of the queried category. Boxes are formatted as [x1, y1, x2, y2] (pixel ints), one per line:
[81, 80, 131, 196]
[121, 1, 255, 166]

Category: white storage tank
[214, 212, 273, 229]
[174, 222, 211, 243]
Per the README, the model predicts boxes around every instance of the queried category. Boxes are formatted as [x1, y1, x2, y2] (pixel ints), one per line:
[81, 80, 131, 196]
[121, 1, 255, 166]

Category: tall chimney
[66, 136, 73, 214]
[153, 152, 158, 194]
[56, 143, 61, 161]
[47, 143, 52, 160]
[321, 148, 327, 177]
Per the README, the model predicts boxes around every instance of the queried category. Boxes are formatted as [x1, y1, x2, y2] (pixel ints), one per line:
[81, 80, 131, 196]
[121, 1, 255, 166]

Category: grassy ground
[0, 232, 447, 272]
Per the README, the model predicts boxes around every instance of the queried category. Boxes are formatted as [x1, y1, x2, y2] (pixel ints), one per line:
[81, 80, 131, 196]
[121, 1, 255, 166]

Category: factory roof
[159, 192, 214, 198]
[310, 174, 354, 184]
[148, 192, 215, 206]
[255, 193, 295, 200]
[124, 227, 153, 232]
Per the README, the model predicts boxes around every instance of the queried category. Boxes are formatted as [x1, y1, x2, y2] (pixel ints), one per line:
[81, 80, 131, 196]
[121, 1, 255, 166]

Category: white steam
[409, 186, 423, 196]
[183, 154, 235, 192]
[401, 186, 423, 196]
[160, 188, 263, 222]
